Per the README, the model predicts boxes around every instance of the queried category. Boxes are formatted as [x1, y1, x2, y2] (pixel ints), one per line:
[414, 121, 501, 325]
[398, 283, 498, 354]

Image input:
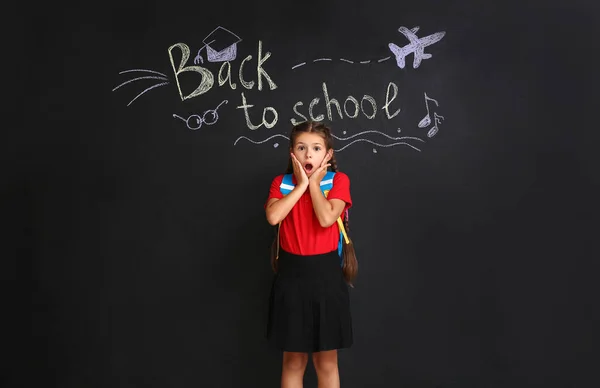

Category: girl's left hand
[309, 155, 331, 184]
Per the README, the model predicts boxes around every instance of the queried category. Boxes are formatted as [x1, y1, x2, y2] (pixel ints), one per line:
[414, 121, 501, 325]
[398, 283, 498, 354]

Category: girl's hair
[270, 121, 358, 286]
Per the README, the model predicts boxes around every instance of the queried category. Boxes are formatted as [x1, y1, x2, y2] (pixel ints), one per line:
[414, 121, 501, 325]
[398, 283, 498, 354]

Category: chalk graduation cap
[194, 26, 242, 64]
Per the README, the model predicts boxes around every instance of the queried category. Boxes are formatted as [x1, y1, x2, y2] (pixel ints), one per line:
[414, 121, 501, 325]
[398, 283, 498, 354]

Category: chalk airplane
[388, 26, 446, 69]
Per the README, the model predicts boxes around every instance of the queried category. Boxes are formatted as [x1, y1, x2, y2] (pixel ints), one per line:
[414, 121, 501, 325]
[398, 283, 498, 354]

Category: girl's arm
[265, 184, 307, 225]
[309, 181, 346, 228]
[266, 153, 311, 226]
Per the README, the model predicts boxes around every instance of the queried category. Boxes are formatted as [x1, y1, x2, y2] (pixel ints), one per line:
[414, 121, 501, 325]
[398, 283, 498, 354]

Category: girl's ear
[327, 148, 334, 161]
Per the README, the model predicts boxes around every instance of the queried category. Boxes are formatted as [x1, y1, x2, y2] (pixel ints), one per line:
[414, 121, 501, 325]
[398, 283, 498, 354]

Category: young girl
[264, 121, 358, 387]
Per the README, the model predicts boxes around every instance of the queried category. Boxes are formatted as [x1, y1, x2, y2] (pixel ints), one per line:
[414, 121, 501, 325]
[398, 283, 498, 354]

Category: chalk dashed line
[292, 56, 390, 69]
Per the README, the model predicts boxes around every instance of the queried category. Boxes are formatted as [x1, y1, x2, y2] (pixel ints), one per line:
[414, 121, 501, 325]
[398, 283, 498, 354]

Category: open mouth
[304, 163, 314, 173]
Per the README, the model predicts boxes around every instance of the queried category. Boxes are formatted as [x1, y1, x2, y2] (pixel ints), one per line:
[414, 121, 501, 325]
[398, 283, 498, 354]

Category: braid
[328, 150, 358, 286]
[330, 154, 339, 172]
[328, 154, 346, 224]
[329, 154, 348, 229]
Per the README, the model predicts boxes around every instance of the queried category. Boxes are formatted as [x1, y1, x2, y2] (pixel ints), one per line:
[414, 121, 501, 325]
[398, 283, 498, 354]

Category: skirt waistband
[277, 249, 342, 277]
[278, 249, 339, 260]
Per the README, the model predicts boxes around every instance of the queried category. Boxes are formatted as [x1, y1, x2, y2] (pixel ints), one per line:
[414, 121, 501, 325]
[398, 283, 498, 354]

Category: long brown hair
[270, 121, 358, 286]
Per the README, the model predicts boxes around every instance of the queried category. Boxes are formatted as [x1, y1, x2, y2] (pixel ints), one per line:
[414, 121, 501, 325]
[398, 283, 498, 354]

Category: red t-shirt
[265, 172, 352, 256]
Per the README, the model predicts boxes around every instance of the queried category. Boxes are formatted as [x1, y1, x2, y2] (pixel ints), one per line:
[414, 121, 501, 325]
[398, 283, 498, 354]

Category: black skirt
[266, 249, 353, 353]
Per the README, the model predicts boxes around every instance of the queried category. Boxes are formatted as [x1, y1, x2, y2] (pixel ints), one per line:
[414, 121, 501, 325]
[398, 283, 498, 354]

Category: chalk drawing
[234, 130, 424, 152]
[234, 134, 290, 148]
[291, 26, 444, 70]
[194, 26, 242, 64]
[173, 100, 228, 130]
[389, 26, 446, 69]
[331, 131, 425, 152]
[336, 139, 423, 152]
[112, 69, 170, 106]
[418, 92, 445, 137]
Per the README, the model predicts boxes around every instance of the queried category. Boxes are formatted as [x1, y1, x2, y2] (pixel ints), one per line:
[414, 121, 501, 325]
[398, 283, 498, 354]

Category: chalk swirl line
[331, 130, 424, 142]
[335, 139, 422, 152]
[234, 132, 424, 152]
[234, 134, 289, 145]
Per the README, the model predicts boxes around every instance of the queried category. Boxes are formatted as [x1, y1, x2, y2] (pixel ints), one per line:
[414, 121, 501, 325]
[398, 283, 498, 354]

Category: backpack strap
[320, 171, 335, 193]
[279, 174, 295, 195]
[280, 171, 336, 195]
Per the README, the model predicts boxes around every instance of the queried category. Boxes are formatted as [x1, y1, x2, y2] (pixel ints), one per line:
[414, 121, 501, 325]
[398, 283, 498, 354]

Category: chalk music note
[418, 93, 438, 128]
[427, 113, 445, 138]
[418, 92, 444, 137]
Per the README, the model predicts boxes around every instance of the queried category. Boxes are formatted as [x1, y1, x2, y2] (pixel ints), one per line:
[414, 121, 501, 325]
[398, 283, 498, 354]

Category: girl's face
[291, 132, 333, 177]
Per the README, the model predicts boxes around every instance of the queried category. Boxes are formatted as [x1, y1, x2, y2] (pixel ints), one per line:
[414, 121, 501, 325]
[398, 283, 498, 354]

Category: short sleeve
[326, 172, 352, 210]
[264, 175, 284, 208]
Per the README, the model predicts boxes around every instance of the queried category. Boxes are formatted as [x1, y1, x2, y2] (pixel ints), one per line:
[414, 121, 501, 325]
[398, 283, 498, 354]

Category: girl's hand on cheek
[291, 154, 309, 188]
[309, 156, 331, 184]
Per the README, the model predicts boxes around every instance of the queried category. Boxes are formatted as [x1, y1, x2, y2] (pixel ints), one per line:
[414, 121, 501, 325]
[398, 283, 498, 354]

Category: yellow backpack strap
[337, 217, 350, 244]
[324, 189, 350, 244]
[276, 221, 281, 260]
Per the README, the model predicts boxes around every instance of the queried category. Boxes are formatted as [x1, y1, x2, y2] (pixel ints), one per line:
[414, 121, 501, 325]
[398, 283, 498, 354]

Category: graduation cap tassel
[193, 44, 208, 65]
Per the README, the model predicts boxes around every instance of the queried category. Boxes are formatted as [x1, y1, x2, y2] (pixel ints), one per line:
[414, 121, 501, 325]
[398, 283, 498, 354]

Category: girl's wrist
[308, 179, 321, 188]
[296, 182, 309, 191]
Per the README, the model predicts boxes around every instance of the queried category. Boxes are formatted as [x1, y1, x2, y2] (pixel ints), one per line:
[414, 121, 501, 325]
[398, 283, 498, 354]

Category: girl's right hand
[291, 153, 309, 189]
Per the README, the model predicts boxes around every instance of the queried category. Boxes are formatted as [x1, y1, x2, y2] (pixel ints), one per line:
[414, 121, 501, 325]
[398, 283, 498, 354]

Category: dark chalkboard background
[8, 0, 599, 387]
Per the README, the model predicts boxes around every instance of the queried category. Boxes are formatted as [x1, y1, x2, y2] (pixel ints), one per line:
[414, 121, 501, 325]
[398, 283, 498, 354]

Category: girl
[264, 121, 358, 388]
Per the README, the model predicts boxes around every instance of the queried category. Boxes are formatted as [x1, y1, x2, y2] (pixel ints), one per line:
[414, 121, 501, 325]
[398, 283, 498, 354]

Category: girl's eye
[314, 147, 321, 151]
[297, 146, 304, 151]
